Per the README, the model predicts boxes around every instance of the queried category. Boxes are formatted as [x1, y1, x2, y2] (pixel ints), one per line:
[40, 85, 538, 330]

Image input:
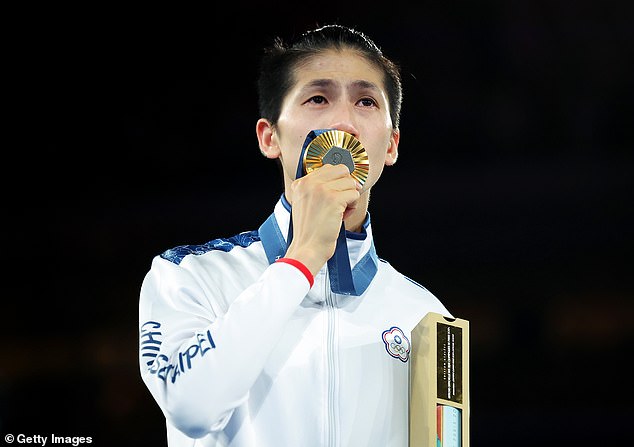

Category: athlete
[139, 24, 452, 446]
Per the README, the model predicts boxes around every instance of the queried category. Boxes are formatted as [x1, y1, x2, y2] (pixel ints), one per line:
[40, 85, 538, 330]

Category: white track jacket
[139, 196, 452, 447]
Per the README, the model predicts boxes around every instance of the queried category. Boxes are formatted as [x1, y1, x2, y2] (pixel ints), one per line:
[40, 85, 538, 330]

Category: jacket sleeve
[138, 255, 310, 439]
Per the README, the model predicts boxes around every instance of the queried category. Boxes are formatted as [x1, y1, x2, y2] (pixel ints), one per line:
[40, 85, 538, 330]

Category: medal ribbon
[293, 129, 377, 295]
[258, 129, 377, 295]
[258, 195, 378, 296]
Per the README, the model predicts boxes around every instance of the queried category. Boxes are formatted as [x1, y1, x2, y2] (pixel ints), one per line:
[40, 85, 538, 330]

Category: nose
[328, 103, 359, 138]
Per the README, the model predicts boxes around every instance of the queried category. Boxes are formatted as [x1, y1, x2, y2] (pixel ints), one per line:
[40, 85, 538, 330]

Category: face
[259, 48, 399, 195]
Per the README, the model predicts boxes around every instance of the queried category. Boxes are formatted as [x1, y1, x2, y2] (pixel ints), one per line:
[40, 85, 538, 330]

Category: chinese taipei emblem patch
[382, 326, 411, 362]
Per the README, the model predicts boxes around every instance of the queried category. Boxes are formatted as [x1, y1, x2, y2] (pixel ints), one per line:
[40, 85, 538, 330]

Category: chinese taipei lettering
[140, 320, 216, 383]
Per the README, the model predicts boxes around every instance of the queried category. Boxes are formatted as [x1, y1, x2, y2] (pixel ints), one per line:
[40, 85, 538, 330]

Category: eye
[358, 97, 377, 107]
[306, 95, 327, 105]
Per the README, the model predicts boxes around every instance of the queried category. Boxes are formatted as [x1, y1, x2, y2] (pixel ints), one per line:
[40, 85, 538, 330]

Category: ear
[384, 129, 400, 166]
[256, 119, 281, 159]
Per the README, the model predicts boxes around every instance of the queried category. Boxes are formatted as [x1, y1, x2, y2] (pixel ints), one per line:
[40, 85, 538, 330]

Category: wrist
[275, 257, 315, 288]
[284, 244, 327, 277]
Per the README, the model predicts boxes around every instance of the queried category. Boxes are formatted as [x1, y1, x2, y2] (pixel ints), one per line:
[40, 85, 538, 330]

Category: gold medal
[302, 130, 370, 186]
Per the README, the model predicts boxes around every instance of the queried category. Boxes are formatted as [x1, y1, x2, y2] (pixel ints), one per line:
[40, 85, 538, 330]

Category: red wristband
[276, 257, 314, 288]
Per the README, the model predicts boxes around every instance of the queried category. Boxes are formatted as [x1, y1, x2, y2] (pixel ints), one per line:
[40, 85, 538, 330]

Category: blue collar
[258, 195, 379, 296]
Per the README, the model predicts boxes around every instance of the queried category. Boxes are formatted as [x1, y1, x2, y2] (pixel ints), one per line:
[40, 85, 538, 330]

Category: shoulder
[159, 230, 262, 266]
[140, 229, 266, 311]
[378, 258, 430, 293]
[377, 258, 453, 317]
[143, 229, 266, 294]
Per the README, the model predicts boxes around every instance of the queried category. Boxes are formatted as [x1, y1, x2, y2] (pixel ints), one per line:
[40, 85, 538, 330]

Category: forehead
[292, 49, 385, 90]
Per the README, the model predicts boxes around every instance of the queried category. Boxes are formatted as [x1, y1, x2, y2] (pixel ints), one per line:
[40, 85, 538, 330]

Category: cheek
[362, 149, 385, 187]
[363, 136, 392, 184]
[279, 133, 309, 178]
[279, 149, 299, 180]
[366, 139, 390, 168]
[367, 164, 385, 187]
[281, 128, 324, 172]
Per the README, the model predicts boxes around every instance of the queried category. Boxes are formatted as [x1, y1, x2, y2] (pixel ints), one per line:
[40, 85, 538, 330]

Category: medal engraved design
[303, 130, 370, 186]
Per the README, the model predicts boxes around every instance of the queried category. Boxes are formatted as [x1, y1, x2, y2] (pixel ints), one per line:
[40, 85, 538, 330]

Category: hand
[285, 164, 361, 276]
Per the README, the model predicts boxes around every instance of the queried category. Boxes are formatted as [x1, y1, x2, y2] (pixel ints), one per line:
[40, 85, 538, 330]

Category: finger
[339, 189, 362, 206]
[311, 163, 352, 180]
[327, 176, 359, 192]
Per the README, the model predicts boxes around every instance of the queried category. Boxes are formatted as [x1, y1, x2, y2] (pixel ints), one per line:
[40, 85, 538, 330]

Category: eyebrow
[349, 79, 381, 93]
[300, 79, 382, 94]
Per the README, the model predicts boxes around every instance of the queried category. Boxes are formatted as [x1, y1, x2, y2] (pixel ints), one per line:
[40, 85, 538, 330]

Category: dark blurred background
[3, 1, 633, 446]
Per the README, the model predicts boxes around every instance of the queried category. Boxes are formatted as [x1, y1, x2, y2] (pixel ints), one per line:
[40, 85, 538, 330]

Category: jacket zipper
[325, 271, 339, 447]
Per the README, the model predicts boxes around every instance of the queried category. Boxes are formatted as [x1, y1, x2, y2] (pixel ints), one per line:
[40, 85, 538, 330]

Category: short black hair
[257, 24, 403, 130]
